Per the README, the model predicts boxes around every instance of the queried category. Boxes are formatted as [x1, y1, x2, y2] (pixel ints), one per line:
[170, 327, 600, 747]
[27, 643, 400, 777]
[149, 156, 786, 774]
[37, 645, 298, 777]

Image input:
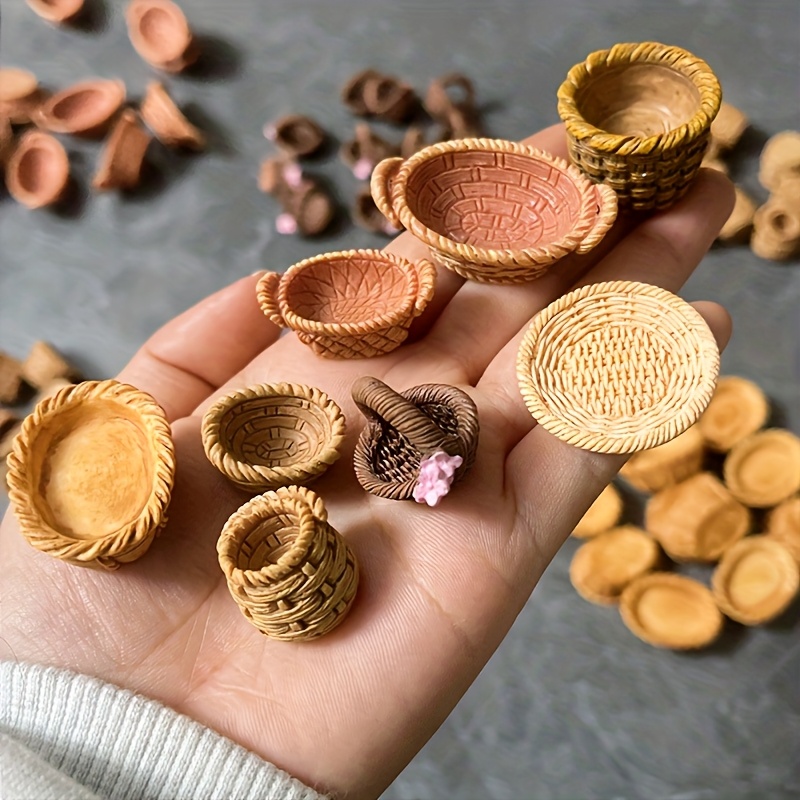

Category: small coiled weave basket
[217, 486, 358, 641]
[557, 42, 722, 210]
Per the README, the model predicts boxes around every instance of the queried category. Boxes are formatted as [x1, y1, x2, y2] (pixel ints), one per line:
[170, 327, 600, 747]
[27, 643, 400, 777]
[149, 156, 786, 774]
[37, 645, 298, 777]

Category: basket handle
[370, 157, 404, 230]
[351, 376, 450, 455]
[574, 183, 618, 255]
[256, 272, 286, 328]
[412, 258, 437, 316]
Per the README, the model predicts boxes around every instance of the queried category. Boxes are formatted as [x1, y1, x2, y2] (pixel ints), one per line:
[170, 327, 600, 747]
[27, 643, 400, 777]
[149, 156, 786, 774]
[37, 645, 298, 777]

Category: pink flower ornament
[413, 451, 464, 507]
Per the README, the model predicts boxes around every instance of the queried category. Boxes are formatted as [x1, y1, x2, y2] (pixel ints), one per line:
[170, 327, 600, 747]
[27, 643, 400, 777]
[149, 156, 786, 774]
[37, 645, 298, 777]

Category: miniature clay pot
[362, 74, 417, 124]
[766, 497, 800, 563]
[92, 109, 152, 191]
[371, 138, 618, 284]
[569, 525, 661, 605]
[351, 376, 479, 503]
[759, 130, 800, 194]
[341, 123, 399, 180]
[126, 0, 198, 73]
[723, 429, 800, 508]
[21, 341, 78, 389]
[517, 281, 720, 454]
[645, 472, 750, 562]
[572, 483, 623, 539]
[353, 185, 401, 236]
[557, 41, 721, 211]
[619, 424, 705, 494]
[712, 536, 799, 625]
[257, 249, 436, 359]
[265, 114, 326, 158]
[0, 118, 14, 169]
[201, 383, 346, 492]
[26, 0, 84, 23]
[424, 73, 482, 138]
[717, 187, 756, 244]
[5, 130, 69, 209]
[619, 573, 724, 650]
[5, 380, 176, 570]
[750, 197, 800, 261]
[217, 486, 359, 641]
[35, 79, 126, 138]
[140, 80, 206, 150]
[341, 68, 381, 116]
[0, 67, 45, 125]
[707, 101, 748, 159]
[0, 351, 25, 405]
[698, 375, 770, 452]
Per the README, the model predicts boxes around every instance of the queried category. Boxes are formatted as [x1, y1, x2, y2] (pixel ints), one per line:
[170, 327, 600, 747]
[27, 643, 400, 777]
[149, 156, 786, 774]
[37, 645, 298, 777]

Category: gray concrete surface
[1, 1, 799, 798]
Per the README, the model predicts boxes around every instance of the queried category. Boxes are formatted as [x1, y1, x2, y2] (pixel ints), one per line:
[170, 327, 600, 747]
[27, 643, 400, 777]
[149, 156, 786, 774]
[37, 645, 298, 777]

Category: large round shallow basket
[201, 383, 346, 492]
[6, 380, 175, 570]
[516, 281, 720, 454]
[257, 249, 436, 359]
[217, 486, 358, 641]
[557, 41, 721, 210]
[370, 138, 617, 284]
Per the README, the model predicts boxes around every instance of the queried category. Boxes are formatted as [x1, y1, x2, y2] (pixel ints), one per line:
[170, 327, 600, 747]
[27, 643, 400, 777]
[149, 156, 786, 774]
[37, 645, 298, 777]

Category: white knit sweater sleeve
[0, 661, 328, 800]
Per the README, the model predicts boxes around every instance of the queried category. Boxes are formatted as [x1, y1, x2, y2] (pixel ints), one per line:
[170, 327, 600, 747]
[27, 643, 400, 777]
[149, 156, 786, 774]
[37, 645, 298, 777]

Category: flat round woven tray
[516, 281, 720, 453]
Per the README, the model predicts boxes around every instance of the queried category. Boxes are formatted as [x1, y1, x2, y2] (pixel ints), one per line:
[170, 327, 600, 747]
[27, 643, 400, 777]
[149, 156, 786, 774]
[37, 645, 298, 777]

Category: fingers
[117, 273, 280, 421]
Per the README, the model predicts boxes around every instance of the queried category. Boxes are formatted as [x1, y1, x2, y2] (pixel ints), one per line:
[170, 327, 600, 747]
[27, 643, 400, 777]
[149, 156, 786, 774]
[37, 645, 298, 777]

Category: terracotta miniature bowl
[0, 67, 45, 125]
[217, 486, 359, 641]
[126, 0, 197, 72]
[140, 81, 206, 151]
[712, 536, 799, 625]
[5, 380, 176, 570]
[698, 375, 770, 452]
[619, 572, 724, 650]
[257, 249, 437, 359]
[5, 131, 70, 209]
[370, 137, 618, 284]
[92, 109, 152, 191]
[557, 41, 722, 210]
[569, 525, 660, 605]
[723, 429, 800, 508]
[645, 472, 750, 563]
[201, 383, 346, 493]
[766, 497, 800, 563]
[36, 79, 126, 138]
[572, 483, 623, 539]
[516, 281, 720, 454]
[26, 0, 84, 23]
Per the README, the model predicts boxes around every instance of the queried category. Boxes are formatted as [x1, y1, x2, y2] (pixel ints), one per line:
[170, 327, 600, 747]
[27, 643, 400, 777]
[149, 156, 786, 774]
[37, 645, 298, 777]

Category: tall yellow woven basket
[558, 42, 722, 211]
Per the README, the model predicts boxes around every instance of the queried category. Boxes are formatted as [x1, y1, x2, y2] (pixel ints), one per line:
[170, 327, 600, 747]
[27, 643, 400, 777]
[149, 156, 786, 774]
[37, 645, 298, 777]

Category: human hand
[0, 125, 734, 799]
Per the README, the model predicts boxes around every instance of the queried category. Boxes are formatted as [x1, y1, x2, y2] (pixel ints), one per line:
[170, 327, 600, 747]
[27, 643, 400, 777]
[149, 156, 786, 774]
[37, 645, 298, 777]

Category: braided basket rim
[201, 382, 346, 489]
[6, 379, 176, 567]
[258, 248, 429, 336]
[217, 485, 325, 584]
[557, 41, 722, 156]
[387, 137, 615, 267]
[516, 280, 720, 454]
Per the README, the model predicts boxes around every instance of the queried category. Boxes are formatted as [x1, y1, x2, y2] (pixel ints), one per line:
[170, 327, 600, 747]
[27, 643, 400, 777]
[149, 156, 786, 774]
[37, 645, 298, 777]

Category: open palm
[0, 125, 734, 799]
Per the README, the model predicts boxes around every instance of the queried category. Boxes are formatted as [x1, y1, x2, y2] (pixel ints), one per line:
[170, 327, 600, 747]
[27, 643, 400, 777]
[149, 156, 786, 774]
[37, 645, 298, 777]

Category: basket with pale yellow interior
[6, 380, 175, 569]
[217, 486, 358, 641]
[370, 137, 617, 284]
[257, 249, 436, 359]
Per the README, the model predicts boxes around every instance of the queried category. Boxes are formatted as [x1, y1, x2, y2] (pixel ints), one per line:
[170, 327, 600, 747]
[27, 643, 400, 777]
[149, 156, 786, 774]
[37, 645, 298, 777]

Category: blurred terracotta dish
[201, 383, 346, 492]
[620, 573, 723, 650]
[362, 73, 417, 124]
[0, 67, 44, 124]
[217, 486, 358, 641]
[351, 376, 479, 504]
[92, 109, 151, 191]
[265, 113, 325, 158]
[5, 130, 69, 209]
[126, 0, 198, 72]
[619, 424, 705, 493]
[723, 429, 800, 508]
[517, 281, 720, 454]
[340, 122, 398, 180]
[645, 472, 750, 562]
[26, 0, 84, 23]
[0, 118, 14, 169]
[35, 79, 126, 137]
[570, 525, 660, 605]
[698, 375, 769, 452]
[424, 73, 482, 138]
[750, 196, 800, 261]
[712, 536, 799, 625]
[6, 380, 175, 570]
[766, 497, 800, 562]
[371, 137, 617, 284]
[341, 68, 380, 116]
[257, 250, 436, 359]
[717, 187, 756, 244]
[572, 483, 623, 539]
[558, 41, 721, 210]
[707, 101, 748, 158]
[759, 131, 800, 194]
[140, 81, 206, 150]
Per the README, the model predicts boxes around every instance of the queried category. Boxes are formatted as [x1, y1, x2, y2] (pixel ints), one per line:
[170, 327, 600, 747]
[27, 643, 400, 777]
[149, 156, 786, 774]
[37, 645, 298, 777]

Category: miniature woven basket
[352, 376, 479, 501]
[370, 137, 617, 284]
[217, 486, 359, 641]
[516, 281, 720, 454]
[557, 42, 722, 210]
[257, 249, 436, 359]
[201, 383, 346, 492]
[6, 380, 175, 570]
